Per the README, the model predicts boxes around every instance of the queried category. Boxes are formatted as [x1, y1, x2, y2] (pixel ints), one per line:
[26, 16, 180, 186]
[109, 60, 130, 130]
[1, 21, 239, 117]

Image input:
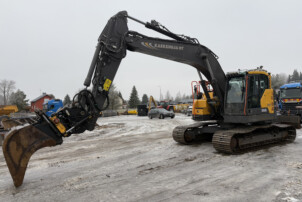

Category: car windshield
[159, 102, 167, 107]
[280, 88, 302, 99]
[158, 108, 167, 112]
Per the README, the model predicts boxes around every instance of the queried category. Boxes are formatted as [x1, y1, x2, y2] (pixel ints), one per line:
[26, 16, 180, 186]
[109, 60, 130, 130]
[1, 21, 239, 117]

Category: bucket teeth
[2, 125, 57, 187]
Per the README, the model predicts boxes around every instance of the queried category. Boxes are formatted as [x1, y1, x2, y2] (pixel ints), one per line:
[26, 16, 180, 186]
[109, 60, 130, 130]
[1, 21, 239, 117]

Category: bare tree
[165, 90, 172, 101]
[174, 91, 182, 102]
[0, 80, 16, 105]
[0, 95, 4, 105]
[108, 83, 122, 110]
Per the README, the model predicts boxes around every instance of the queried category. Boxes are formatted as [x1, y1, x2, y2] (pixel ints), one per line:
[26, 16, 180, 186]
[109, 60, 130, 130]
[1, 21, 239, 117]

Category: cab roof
[226, 68, 270, 77]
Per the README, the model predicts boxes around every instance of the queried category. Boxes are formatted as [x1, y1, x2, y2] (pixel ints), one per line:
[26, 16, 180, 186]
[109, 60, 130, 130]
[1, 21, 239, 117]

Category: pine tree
[63, 94, 71, 105]
[300, 72, 302, 81]
[128, 86, 140, 108]
[287, 75, 291, 83]
[141, 94, 148, 105]
[9, 89, 29, 111]
[292, 69, 300, 81]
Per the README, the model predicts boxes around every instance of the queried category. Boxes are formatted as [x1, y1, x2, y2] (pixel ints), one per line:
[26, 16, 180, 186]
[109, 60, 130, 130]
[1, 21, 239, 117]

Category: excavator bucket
[2, 124, 58, 187]
[1, 116, 37, 130]
[1, 118, 24, 130]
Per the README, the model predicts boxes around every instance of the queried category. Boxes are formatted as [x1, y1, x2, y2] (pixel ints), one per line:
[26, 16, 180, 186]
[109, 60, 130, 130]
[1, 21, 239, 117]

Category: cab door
[224, 76, 246, 115]
[247, 74, 269, 114]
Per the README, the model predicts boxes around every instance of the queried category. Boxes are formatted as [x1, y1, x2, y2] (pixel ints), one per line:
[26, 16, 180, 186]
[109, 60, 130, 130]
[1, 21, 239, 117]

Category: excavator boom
[3, 10, 226, 187]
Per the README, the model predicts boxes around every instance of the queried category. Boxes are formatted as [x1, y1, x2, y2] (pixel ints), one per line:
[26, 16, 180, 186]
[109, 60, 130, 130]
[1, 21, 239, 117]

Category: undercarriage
[173, 120, 298, 154]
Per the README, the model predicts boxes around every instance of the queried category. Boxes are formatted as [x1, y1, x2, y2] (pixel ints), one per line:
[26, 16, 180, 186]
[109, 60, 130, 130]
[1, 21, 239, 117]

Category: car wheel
[160, 114, 164, 119]
[171, 115, 175, 119]
[149, 115, 152, 119]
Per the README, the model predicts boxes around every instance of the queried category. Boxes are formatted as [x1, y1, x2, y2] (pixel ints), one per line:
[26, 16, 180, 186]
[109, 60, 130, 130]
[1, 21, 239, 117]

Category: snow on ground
[0, 114, 301, 202]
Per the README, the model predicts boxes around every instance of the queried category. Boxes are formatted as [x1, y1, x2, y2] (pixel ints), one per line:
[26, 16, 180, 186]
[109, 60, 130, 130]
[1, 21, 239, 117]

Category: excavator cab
[192, 69, 273, 123]
[223, 69, 275, 123]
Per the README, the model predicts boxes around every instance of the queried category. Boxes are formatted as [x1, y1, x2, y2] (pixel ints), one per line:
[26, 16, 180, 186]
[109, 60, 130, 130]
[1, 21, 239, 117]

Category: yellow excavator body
[260, 89, 275, 114]
[192, 92, 219, 120]
[0, 105, 18, 116]
[127, 109, 138, 115]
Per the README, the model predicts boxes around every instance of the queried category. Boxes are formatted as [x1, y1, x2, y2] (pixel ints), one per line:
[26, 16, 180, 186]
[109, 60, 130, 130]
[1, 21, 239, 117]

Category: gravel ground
[0, 114, 301, 202]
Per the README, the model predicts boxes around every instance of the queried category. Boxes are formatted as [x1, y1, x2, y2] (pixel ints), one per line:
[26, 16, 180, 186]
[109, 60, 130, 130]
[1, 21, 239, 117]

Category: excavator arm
[2, 11, 226, 187]
[148, 96, 157, 112]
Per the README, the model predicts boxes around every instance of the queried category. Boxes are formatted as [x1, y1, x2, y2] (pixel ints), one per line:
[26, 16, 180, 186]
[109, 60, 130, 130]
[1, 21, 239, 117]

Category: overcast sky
[1, 0, 301, 102]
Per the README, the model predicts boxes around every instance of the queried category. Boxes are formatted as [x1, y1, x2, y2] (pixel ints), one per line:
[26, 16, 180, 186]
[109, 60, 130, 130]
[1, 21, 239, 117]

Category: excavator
[148, 96, 158, 111]
[2, 11, 300, 187]
[137, 96, 157, 116]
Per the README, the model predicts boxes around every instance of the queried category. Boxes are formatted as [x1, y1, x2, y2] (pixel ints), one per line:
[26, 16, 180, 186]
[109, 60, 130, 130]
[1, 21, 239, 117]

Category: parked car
[148, 108, 175, 119]
[186, 106, 192, 116]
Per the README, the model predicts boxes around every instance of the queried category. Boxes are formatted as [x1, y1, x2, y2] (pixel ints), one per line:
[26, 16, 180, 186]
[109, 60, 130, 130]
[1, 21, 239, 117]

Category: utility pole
[157, 86, 162, 101]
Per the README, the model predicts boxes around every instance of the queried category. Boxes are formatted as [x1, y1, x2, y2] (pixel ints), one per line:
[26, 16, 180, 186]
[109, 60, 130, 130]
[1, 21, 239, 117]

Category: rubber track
[212, 124, 296, 154]
[172, 121, 217, 144]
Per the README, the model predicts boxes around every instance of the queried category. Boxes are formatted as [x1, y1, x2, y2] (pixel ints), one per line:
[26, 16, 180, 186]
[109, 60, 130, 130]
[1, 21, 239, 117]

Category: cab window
[226, 77, 245, 104]
[247, 74, 269, 108]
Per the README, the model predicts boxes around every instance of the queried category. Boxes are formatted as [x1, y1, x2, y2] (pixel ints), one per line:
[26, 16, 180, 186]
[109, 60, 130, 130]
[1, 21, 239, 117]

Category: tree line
[0, 79, 73, 111]
[6, 68, 298, 112]
[271, 69, 302, 89]
[0, 79, 191, 111]
[127, 85, 191, 108]
[0, 80, 28, 111]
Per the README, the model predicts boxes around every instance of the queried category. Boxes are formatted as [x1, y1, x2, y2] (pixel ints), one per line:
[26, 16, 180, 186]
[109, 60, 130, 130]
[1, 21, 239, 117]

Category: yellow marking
[50, 116, 66, 134]
[103, 79, 112, 91]
[144, 42, 154, 49]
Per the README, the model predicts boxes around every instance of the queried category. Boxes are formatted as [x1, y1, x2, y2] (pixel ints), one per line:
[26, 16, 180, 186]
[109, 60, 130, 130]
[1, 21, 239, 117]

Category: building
[30, 93, 54, 112]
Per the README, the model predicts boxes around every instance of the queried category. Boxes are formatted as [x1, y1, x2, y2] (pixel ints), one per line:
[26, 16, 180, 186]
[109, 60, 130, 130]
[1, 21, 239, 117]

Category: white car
[186, 106, 192, 116]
